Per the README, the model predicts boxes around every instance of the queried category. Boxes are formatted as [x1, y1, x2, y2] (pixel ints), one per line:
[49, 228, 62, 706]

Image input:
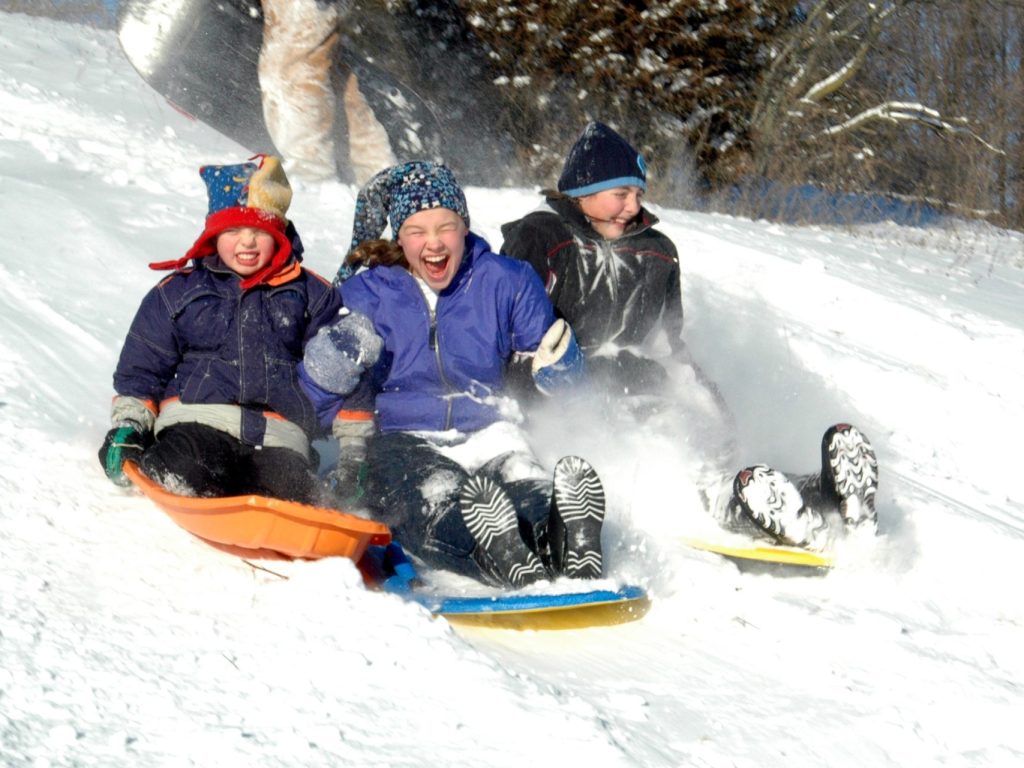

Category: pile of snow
[2, 12, 1023, 767]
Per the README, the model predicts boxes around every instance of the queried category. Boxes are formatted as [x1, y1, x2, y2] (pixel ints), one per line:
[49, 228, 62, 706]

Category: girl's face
[216, 227, 277, 276]
[577, 185, 643, 240]
[397, 207, 468, 292]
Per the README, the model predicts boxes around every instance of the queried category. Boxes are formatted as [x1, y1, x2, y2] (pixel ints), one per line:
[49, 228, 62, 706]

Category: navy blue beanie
[557, 122, 647, 197]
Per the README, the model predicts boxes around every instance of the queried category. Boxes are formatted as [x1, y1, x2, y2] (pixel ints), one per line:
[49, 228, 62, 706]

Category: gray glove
[303, 311, 383, 395]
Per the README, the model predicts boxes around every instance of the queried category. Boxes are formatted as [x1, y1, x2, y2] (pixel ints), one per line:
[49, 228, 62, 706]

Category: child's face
[397, 207, 468, 292]
[577, 186, 643, 240]
[216, 227, 277, 277]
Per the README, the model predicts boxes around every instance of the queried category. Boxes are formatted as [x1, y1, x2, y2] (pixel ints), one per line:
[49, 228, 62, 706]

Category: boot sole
[551, 456, 605, 579]
[822, 424, 878, 527]
[460, 475, 546, 588]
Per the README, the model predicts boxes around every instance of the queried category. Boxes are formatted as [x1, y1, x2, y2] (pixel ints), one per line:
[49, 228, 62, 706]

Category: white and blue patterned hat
[349, 161, 469, 251]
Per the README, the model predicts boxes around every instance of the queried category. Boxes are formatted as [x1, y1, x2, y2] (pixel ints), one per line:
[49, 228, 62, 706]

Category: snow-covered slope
[2, 13, 1023, 767]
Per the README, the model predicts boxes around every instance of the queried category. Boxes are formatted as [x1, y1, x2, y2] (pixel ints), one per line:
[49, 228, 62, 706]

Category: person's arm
[323, 377, 377, 506]
[531, 319, 584, 395]
[299, 310, 383, 429]
[507, 262, 584, 396]
[659, 250, 731, 415]
[112, 286, 182, 403]
[302, 270, 346, 345]
[101, 286, 179, 485]
[500, 212, 570, 302]
[662, 257, 687, 358]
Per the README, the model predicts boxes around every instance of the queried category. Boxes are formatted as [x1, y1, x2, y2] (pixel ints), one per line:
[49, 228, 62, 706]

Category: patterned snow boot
[732, 465, 829, 550]
[459, 474, 547, 588]
[819, 423, 879, 529]
[549, 456, 606, 579]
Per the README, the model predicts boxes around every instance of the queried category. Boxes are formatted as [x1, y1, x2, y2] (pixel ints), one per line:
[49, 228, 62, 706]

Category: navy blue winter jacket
[304, 233, 556, 433]
[113, 256, 343, 445]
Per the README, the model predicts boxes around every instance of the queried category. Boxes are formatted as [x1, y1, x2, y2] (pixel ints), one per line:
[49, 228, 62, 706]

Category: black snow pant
[363, 431, 553, 582]
[141, 422, 319, 504]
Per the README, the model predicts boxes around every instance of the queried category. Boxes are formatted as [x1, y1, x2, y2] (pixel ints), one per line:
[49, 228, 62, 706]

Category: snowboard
[125, 462, 649, 629]
[116, 0, 513, 183]
[681, 535, 834, 574]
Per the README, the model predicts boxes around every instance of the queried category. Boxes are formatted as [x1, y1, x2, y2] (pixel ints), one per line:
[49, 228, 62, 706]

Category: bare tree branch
[799, 3, 899, 103]
[817, 100, 1007, 154]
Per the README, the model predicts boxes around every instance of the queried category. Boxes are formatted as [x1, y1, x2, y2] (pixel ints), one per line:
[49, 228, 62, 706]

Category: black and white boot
[732, 465, 829, 550]
[549, 456, 606, 579]
[820, 423, 879, 529]
[460, 475, 547, 588]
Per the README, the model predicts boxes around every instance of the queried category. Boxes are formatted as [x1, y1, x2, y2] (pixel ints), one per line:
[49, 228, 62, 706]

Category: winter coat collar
[200, 255, 303, 288]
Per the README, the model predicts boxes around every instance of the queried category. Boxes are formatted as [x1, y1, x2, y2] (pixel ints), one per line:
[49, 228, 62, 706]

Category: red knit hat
[150, 155, 293, 290]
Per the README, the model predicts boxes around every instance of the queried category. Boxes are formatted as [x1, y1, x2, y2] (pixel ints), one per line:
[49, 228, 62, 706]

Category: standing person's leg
[258, 0, 341, 181]
[342, 73, 396, 185]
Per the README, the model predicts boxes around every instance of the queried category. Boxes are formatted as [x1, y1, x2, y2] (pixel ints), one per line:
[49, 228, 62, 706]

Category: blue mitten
[303, 311, 383, 395]
[531, 319, 585, 395]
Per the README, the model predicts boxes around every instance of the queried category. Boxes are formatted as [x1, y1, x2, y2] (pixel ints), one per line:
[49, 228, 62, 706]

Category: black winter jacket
[500, 195, 683, 357]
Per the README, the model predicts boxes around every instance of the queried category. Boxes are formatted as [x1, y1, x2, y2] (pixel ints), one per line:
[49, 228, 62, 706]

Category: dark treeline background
[7, 0, 1022, 230]
[456, 0, 1023, 230]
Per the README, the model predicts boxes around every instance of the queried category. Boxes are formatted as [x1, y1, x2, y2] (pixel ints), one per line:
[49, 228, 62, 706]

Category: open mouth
[235, 251, 261, 265]
[422, 252, 450, 281]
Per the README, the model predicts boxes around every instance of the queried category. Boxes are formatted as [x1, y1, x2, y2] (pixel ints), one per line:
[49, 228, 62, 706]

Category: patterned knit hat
[557, 121, 647, 197]
[149, 155, 294, 289]
[349, 160, 469, 251]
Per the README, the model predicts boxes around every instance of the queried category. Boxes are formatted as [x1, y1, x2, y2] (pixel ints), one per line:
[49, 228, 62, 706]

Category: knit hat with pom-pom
[149, 155, 293, 289]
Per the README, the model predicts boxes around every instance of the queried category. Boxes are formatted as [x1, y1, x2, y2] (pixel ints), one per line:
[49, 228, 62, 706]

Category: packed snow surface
[2, 12, 1023, 767]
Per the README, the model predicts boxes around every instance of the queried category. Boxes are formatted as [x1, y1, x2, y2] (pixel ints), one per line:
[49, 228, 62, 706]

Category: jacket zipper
[420, 287, 455, 430]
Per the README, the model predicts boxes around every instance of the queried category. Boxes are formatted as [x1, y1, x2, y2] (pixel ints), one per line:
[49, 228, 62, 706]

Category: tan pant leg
[343, 73, 397, 185]
[258, 0, 340, 181]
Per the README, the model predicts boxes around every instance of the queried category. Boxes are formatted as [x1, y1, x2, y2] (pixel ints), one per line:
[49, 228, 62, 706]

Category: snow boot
[732, 465, 829, 550]
[820, 423, 878, 529]
[459, 475, 547, 588]
[549, 456, 606, 579]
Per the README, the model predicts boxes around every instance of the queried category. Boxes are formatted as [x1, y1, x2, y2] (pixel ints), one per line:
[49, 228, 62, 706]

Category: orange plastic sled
[124, 461, 391, 561]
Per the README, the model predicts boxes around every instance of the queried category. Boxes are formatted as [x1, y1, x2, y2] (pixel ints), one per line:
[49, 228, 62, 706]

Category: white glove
[531, 319, 585, 395]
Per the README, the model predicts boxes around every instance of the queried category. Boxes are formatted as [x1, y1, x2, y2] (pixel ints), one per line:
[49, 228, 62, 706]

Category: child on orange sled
[99, 155, 343, 503]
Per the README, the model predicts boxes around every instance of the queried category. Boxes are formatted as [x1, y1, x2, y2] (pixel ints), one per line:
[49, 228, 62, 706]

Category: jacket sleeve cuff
[110, 395, 157, 433]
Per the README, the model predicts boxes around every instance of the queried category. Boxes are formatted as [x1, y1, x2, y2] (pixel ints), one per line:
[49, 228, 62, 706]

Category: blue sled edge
[364, 544, 648, 616]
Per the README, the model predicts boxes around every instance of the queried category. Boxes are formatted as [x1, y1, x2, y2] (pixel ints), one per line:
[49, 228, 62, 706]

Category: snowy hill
[2, 12, 1024, 767]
